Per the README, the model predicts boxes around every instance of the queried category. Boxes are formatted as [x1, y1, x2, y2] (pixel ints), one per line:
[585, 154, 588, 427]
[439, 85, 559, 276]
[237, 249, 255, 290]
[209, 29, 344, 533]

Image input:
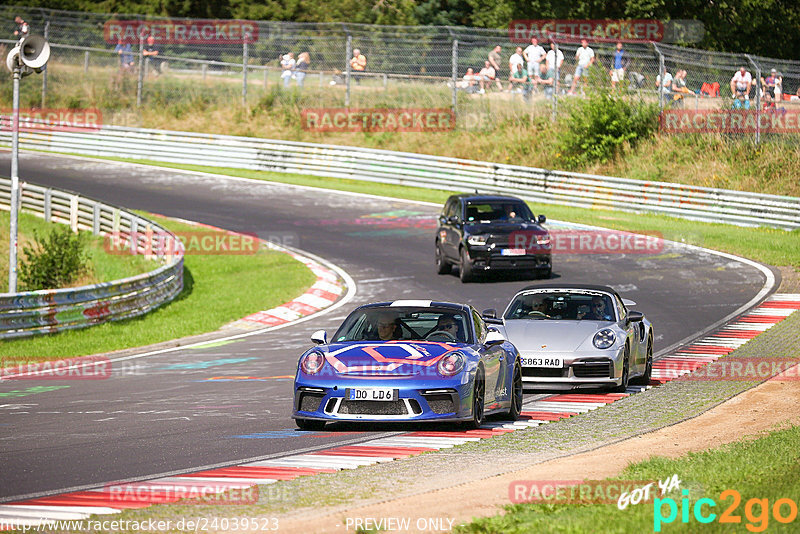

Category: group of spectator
[113, 35, 161, 75]
[459, 39, 636, 100]
[461, 39, 800, 109]
[280, 51, 311, 87]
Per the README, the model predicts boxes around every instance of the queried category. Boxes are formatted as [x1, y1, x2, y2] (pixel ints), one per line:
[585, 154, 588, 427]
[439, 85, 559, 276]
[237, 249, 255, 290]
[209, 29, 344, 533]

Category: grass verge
[70, 156, 800, 268]
[0, 210, 153, 293]
[458, 424, 800, 533]
[0, 213, 317, 360]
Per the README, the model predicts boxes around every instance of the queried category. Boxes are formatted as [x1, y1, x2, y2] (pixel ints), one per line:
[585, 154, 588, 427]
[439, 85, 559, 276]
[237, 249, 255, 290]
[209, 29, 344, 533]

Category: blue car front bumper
[293, 374, 475, 423]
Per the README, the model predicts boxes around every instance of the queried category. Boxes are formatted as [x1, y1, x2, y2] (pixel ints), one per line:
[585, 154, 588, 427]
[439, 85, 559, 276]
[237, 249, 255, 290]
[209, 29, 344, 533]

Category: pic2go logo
[654, 489, 799, 532]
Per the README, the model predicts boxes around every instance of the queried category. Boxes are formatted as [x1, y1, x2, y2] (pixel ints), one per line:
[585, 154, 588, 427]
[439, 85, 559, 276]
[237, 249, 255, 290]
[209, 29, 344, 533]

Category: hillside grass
[2, 61, 798, 198]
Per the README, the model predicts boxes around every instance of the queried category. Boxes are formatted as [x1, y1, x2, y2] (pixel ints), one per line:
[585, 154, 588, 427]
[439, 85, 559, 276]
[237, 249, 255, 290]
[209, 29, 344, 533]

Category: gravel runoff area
[215, 274, 800, 533]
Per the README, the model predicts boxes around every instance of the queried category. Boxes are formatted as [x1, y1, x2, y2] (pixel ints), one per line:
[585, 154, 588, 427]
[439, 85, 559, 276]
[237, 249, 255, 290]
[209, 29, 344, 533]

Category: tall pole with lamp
[5, 33, 50, 292]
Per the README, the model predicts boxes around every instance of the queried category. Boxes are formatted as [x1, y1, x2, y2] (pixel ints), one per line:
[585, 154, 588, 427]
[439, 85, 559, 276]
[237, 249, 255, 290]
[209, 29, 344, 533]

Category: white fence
[0, 178, 184, 339]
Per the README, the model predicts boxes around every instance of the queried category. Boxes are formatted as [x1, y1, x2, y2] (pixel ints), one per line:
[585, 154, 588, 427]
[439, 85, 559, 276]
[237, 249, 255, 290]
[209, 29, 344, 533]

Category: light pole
[5, 34, 50, 292]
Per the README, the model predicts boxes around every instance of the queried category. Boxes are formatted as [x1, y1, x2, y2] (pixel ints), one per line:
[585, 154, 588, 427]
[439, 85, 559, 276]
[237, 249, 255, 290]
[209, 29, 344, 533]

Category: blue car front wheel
[463, 367, 485, 429]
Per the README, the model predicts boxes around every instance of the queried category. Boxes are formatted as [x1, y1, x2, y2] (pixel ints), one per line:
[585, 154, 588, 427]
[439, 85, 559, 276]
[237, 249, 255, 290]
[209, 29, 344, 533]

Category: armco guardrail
[0, 178, 183, 339]
[1, 124, 799, 229]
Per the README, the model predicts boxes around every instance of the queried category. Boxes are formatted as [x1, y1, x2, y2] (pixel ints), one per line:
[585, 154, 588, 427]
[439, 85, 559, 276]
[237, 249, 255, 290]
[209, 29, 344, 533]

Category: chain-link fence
[2, 5, 799, 141]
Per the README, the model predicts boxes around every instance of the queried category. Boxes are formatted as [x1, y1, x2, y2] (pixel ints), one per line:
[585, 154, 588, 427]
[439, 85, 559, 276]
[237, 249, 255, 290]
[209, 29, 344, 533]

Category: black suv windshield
[464, 201, 533, 223]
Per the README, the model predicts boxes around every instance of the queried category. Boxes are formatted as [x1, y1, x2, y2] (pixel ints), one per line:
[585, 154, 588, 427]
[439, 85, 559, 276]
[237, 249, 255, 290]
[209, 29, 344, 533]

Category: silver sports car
[496, 284, 653, 391]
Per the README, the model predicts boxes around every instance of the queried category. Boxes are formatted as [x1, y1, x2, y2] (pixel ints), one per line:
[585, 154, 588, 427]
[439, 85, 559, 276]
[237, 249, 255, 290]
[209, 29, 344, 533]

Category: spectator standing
[775, 72, 783, 102]
[730, 66, 752, 109]
[13, 16, 28, 38]
[568, 39, 595, 95]
[114, 38, 134, 72]
[350, 48, 366, 84]
[523, 37, 546, 78]
[295, 52, 309, 88]
[508, 46, 524, 91]
[142, 35, 162, 76]
[281, 52, 295, 88]
[488, 45, 502, 82]
[545, 41, 564, 93]
[609, 41, 629, 91]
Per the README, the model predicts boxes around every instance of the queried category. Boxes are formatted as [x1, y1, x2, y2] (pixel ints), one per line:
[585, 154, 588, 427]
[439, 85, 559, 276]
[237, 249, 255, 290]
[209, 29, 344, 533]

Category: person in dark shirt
[143, 35, 162, 75]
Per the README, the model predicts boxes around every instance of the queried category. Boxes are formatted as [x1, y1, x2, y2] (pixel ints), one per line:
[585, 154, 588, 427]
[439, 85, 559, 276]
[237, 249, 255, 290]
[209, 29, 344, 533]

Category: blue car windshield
[504, 292, 615, 321]
[333, 307, 472, 344]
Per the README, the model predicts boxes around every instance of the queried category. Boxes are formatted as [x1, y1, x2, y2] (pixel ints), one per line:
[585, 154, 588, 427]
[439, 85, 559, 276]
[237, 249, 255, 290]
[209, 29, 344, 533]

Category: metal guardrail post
[44, 188, 51, 222]
[451, 39, 458, 122]
[345, 34, 352, 108]
[202, 62, 207, 81]
[83, 51, 89, 73]
[242, 41, 248, 107]
[745, 54, 761, 144]
[92, 204, 100, 235]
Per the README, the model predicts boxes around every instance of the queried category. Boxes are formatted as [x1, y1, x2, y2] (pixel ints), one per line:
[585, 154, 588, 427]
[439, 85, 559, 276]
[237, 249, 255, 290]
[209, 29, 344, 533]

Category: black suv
[435, 194, 551, 282]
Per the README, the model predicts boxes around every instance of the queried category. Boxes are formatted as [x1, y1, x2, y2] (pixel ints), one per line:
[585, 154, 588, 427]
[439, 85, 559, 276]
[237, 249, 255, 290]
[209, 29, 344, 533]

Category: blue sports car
[292, 300, 523, 430]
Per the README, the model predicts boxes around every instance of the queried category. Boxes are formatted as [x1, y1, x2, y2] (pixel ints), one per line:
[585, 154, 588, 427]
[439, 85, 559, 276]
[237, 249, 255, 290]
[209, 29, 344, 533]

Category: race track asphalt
[0, 152, 772, 500]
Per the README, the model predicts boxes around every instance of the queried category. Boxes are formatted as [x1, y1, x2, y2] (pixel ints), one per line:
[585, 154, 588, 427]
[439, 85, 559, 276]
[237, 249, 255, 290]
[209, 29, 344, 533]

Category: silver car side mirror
[311, 329, 328, 345]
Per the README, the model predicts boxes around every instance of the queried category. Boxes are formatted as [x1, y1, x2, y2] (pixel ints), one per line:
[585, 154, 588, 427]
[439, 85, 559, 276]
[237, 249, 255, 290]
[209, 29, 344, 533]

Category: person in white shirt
[730, 66, 752, 109]
[545, 41, 564, 93]
[478, 60, 499, 93]
[523, 37, 546, 78]
[568, 39, 595, 95]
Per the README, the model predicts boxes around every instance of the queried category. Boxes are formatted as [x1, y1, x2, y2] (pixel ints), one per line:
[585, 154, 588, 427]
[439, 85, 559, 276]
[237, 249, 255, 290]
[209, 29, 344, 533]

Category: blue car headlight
[437, 351, 465, 377]
[593, 329, 616, 349]
[300, 350, 326, 375]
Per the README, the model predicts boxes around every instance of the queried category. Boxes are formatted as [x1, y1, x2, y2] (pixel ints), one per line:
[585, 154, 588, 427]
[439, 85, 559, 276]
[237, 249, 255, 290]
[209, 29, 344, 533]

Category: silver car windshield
[333, 307, 472, 343]
[504, 292, 615, 321]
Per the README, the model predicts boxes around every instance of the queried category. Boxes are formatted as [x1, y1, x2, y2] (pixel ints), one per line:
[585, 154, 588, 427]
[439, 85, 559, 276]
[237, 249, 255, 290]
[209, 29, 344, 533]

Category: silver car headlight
[593, 329, 616, 349]
[467, 235, 487, 246]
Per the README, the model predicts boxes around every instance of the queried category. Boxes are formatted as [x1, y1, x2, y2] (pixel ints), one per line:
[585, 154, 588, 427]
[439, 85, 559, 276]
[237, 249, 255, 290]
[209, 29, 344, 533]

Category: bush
[19, 226, 89, 291]
[556, 91, 659, 169]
